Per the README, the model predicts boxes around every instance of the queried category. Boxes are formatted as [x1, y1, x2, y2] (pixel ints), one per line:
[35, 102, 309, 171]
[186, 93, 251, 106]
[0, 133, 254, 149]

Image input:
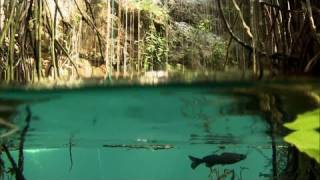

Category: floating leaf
[284, 109, 320, 130]
[284, 130, 320, 163]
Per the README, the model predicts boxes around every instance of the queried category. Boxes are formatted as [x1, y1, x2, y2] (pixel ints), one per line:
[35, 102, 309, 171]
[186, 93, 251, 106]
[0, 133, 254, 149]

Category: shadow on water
[0, 81, 319, 180]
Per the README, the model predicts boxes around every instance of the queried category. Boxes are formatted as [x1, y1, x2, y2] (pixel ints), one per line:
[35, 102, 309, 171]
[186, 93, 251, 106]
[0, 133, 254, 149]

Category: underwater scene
[0, 81, 319, 180]
[0, 0, 320, 179]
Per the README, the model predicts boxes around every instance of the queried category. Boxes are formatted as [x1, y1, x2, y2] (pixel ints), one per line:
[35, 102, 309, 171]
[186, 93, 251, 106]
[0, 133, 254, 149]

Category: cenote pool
[0, 81, 319, 180]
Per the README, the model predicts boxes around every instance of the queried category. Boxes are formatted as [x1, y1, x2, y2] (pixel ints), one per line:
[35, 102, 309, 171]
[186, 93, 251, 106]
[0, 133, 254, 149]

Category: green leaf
[284, 109, 320, 130]
[284, 130, 320, 163]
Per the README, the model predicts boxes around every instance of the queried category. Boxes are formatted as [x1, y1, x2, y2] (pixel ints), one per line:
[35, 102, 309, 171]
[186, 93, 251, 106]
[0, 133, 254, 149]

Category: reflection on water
[0, 82, 318, 180]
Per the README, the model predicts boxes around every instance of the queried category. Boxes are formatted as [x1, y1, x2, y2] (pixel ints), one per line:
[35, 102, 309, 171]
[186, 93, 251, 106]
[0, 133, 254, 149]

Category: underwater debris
[91, 117, 98, 126]
[68, 134, 75, 172]
[102, 144, 174, 150]
[188, 152, 246, 169]
[216, 169, 235, 180]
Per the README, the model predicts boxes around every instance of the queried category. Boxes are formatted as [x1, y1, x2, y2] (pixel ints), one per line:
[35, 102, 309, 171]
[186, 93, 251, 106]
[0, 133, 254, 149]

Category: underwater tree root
[18, 106, 32, 172]
[0, 105, 32, 180]
[0, 118, 19, 139]
[1, 144, 25, 180]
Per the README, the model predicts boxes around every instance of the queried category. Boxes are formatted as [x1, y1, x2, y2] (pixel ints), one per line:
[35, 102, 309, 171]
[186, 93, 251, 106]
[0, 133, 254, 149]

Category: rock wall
[166, 0, 226, 70]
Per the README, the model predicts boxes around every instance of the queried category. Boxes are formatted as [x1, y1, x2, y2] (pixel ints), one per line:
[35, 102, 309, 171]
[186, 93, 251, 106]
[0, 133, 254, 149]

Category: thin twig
[68, 134, 74, 172]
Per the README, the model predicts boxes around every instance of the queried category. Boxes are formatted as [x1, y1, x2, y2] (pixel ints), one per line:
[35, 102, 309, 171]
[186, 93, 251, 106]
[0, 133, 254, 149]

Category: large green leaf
[284, 130, 320, 163]
[284, 109, 320, 130]
[283, 108, 320, 163]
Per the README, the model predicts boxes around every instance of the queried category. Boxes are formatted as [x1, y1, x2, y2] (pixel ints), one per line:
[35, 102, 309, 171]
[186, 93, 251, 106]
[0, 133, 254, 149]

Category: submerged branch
[0, 106, 31, 180]
[68, 134, 75, 172]
[1, 144, 25, 180]
[0, 118, 19, 139]
[18, 106, 32, 173]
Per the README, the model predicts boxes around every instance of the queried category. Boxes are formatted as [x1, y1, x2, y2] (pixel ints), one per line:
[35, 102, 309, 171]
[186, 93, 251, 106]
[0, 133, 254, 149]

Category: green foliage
[205, 39, 227, 69]
[143, 31, 168, 70]
[285, 109, 320, 130]
[284, 109, 320, 163]
[284, 131, 320, 163]
[197, 19, 211, 32]
[212, 40, 227, 61]
[132, 0, 169, 24]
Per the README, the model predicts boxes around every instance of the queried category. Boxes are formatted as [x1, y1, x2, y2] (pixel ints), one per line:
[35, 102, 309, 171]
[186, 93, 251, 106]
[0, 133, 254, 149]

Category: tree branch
[232, 0, 253, 39]
[217, 0, 253, 52]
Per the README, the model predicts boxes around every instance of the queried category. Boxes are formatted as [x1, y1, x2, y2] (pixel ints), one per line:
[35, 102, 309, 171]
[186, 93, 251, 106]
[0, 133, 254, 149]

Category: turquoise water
[0, 83, 292, 180]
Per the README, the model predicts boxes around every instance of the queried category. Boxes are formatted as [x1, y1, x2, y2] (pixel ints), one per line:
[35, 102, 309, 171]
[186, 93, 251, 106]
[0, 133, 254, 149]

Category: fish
[188, 152, 246, 169]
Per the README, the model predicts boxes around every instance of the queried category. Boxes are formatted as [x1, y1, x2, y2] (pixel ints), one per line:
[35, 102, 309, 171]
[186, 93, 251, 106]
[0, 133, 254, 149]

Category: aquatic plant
[284, 109, 320, 163]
